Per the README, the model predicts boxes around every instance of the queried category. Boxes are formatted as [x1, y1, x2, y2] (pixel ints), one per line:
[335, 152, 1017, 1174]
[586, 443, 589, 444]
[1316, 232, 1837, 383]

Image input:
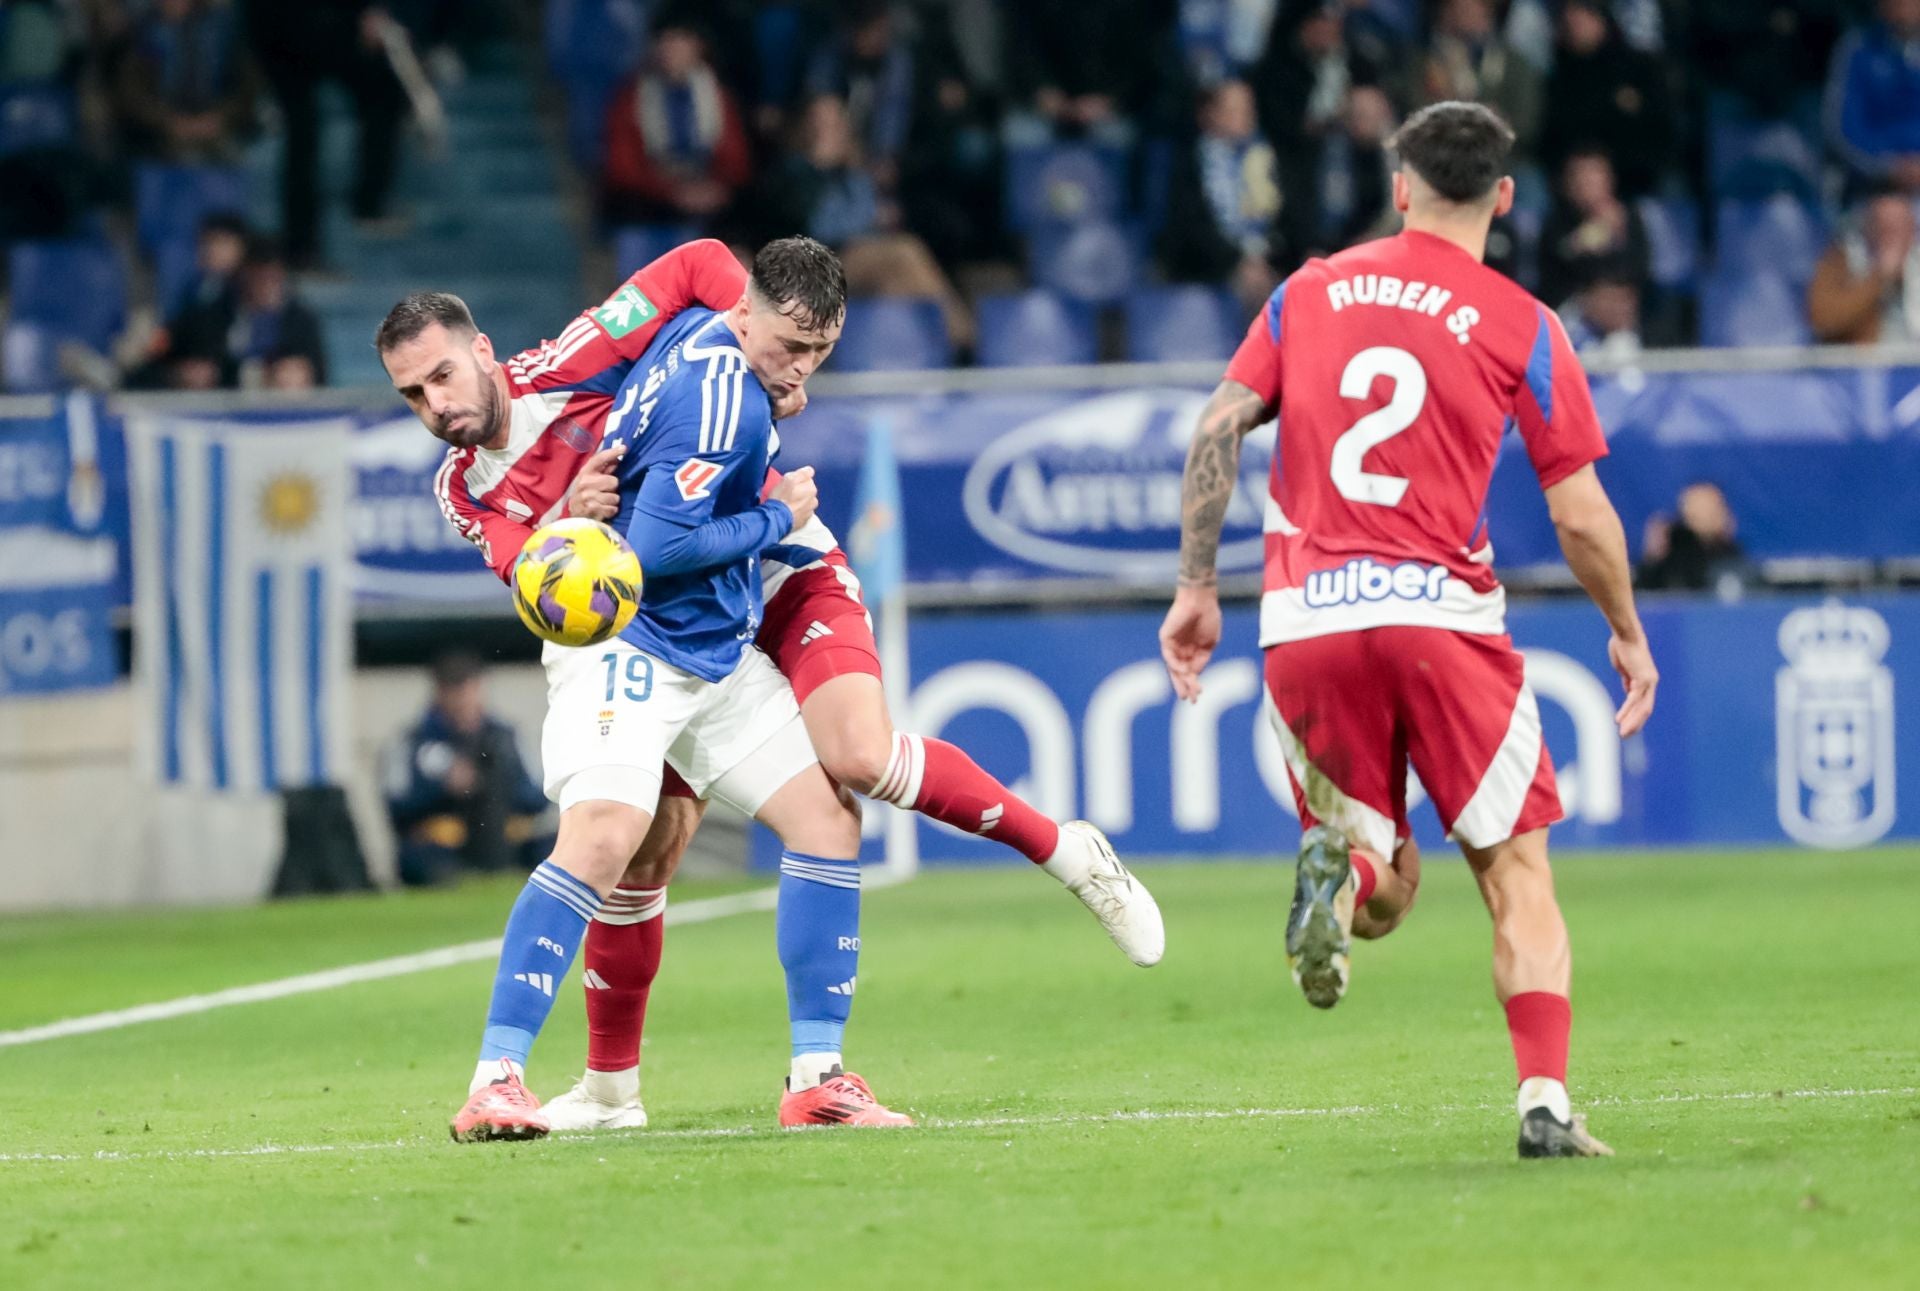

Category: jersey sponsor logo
[592, 284, 660, 339]
[1301, 557, 1451, 609]
[674, 458, 724, 501]
[1775, 603, 1895, 849]
[961, 390, 1271, 576]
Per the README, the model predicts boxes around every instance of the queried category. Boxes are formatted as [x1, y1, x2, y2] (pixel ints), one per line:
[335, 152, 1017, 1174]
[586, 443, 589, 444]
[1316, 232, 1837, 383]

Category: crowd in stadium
[0, 0, 1916, 391]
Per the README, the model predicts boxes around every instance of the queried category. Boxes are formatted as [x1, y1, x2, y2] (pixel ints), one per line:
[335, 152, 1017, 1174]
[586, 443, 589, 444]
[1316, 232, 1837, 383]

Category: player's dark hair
[374, 292, 477, 353]
[1388, 101, 1516, 204]
[748, 236, 847, 333]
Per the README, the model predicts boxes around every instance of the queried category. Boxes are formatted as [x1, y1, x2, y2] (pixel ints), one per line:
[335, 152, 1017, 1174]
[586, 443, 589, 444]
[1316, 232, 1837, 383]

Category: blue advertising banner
[877, 593, 1914, 862]
[0, 530, 118, 697]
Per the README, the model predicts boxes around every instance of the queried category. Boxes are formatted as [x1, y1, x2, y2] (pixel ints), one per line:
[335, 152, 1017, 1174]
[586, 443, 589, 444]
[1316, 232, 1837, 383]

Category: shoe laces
[821, 1072, 878, 1106]
[487, 1074, 538, 1110]
[1077, 853, 1136, 912]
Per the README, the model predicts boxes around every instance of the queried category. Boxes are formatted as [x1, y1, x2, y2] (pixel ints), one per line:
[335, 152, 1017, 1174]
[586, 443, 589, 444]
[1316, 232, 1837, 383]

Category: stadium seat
[613, 223, 702, 278]
[1705, 92, 1824, 203]
[1004, 142, 1129, 234]
[1712, 196, 1826, 285]
[832, 298, 951, 372]
[133, 163, 248, 257]
[0, 85, 76, 156]
[7, 238, 126, 352]
[975, 291, 1098, 367]
[1122, 285, 1241, 363]
[1697, 270, 1813, 348]
[1027, 219, 1142, 305]
[1638, 196, 1702, 292]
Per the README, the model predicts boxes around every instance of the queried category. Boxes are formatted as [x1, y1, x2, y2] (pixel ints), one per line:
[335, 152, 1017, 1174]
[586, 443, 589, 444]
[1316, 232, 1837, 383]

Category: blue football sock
[776, 851, 862, 1058]
[477, 861, 602, 1067]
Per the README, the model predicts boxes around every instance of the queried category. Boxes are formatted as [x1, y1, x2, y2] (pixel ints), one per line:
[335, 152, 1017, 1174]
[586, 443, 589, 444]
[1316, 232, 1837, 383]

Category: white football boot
[1041, 821, 1165, 966]
[542, 1069, 649, 1133]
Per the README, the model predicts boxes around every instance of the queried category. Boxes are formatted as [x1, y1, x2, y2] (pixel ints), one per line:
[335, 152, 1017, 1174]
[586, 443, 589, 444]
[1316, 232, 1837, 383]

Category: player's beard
[436, 362, 504, 449]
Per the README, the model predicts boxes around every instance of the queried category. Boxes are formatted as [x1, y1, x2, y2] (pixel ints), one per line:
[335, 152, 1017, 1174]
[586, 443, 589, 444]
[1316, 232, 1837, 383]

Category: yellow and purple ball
[510, 518, 643, 647]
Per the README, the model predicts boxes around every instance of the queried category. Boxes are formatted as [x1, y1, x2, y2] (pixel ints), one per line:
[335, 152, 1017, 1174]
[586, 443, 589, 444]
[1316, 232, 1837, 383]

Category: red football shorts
[756, 560, 883, 706]
[1262, 626, 1562, 857]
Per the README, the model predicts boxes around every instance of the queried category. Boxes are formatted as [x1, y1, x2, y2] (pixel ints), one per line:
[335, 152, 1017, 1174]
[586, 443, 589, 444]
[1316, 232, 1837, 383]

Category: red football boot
[451, 1064, 551, 1143]
[778, 1069, 913, 1128]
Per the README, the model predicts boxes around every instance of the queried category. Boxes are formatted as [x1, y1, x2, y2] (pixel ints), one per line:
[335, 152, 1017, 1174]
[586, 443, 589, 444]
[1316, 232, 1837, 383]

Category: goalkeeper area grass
[3, 849, 1916, 1289]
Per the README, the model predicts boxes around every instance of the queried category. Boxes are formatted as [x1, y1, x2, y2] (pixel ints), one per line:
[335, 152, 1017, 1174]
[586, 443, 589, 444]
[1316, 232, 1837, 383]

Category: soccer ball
[510, 518, 643, 647]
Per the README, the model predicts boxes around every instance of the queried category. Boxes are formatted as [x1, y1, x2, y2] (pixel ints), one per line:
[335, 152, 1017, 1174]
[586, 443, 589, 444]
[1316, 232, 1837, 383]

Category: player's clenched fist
[770, 465, 818, 531]
[567, 445, 623, 521]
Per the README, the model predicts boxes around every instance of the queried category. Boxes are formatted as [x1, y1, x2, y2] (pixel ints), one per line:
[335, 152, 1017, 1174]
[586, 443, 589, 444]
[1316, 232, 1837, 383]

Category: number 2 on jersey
[1330, 346, 1426, 507]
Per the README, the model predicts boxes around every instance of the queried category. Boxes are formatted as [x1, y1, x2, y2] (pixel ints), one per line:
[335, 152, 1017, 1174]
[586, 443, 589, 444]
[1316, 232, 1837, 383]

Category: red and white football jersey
[434, 239, 752, 581]
[1225, 229, 1608, 647]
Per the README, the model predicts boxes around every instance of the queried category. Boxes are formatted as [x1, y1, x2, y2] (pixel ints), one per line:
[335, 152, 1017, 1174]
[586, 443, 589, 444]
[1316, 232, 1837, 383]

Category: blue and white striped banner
[128, 414, 354, 791]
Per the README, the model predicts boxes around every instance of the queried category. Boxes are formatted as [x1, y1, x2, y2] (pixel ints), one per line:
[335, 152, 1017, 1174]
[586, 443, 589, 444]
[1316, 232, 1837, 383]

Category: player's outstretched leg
[451, 799, 649, 1144]
[1462, 828, 1611, 1160]
[545, 790, 705, 1133]
[754, 763, 911, 1128]
[804, 674, 1164, 966]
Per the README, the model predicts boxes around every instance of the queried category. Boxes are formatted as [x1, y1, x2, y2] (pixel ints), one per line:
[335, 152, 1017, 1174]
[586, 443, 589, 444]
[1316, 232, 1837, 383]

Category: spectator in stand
[1637, 482, 1759, 599]
[1538, 149, 1650, 310]
[1177, 0, 1281, 87]
[155, 232, 326, 389]
[1825, 0, 1920, 195]
[1560, 272, 1642, 362]
[1539, 0, 1674, 199]
[600, 18, 752, 228]
[1158, 79, 1289, 308]
[1693, 2, 1842, 120]
[897, 12, 1011, 280]
[385, 652, 548, 888]
[0, 0, 93, 241]
[1003, 0, 1179, 145]
[1808, 188, 1919, 344]
[115, 0, 261, 163]
[801, 0, 914, 193]
[227, 235, 327, 388]
[763, 93, 973, 349]
[1417, 0, 1542, 164]
[128, 211, 249, 390]
[242, 1, 409, 270]
[1312, 82, 1399, 256]
[1251, 0, 1401, 249]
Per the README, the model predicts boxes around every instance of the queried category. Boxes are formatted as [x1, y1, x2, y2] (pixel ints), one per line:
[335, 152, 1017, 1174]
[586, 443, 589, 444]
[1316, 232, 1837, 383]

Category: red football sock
[1349, 850, 1379, 906]
[1504, 991, 1571, 1084]
[872, 732, 1061, 863]
[583, 886, 665, 1073]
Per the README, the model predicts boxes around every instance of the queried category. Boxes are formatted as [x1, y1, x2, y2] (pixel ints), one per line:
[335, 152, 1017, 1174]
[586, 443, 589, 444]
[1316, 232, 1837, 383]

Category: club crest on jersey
[552, 417, 594, 453]
[675, 458, 724, 500]
[592, 284, 660, 339]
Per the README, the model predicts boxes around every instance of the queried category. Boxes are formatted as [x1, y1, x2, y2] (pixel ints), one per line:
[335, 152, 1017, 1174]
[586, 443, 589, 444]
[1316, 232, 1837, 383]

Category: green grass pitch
[3, 849, 1917, 1289]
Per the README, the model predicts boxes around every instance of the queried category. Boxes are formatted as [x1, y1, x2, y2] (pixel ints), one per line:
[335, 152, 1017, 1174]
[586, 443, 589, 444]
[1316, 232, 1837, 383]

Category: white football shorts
[539, 637, 818, 818]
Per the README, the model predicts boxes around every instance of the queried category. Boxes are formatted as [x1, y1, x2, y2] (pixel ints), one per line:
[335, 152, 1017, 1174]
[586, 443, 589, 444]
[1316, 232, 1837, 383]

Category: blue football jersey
[602, 308, 779, 680]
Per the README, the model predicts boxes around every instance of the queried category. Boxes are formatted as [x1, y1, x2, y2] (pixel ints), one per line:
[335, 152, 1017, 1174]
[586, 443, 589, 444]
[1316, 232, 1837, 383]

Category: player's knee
[553, 799, 652, 893]
[777, 776, 862, 858]
[812, 719, 891, 796]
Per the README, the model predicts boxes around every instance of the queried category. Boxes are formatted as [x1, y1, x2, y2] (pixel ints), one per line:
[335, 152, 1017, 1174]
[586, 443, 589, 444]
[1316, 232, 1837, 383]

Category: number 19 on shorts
[603, 651, 654, 703]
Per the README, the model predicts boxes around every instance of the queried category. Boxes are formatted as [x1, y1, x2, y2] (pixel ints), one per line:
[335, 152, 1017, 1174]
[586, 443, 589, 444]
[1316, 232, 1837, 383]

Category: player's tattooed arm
[1176, 380, 1268, 588]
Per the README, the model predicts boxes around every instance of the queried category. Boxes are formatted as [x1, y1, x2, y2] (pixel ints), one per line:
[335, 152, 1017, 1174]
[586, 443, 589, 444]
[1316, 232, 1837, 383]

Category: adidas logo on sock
[582, 969, 611, 990]
[800, 620, 834, 645]
[979, 803, 1004, 834]
[826, 976, 857, 996]
[513, 972, 555, 997]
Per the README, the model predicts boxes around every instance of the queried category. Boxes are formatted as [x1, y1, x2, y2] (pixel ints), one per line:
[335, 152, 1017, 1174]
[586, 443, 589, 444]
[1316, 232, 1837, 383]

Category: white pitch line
[0, 886, 780, 1050]
[1, 1087, 1912, 1165]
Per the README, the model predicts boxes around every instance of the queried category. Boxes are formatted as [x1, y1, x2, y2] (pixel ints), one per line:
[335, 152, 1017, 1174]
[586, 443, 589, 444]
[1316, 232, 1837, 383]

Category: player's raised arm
[1543, 465, 1658, 737]
[1160, 379, 1271, 701]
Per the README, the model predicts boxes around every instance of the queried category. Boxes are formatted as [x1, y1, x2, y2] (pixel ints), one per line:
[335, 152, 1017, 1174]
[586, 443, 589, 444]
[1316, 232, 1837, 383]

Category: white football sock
[1516, 1076, 1572, 1124]
[582, 1066, 641, 1103]
[788, 1052, 844, 1091]
[470, 1057, 523, 1095]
